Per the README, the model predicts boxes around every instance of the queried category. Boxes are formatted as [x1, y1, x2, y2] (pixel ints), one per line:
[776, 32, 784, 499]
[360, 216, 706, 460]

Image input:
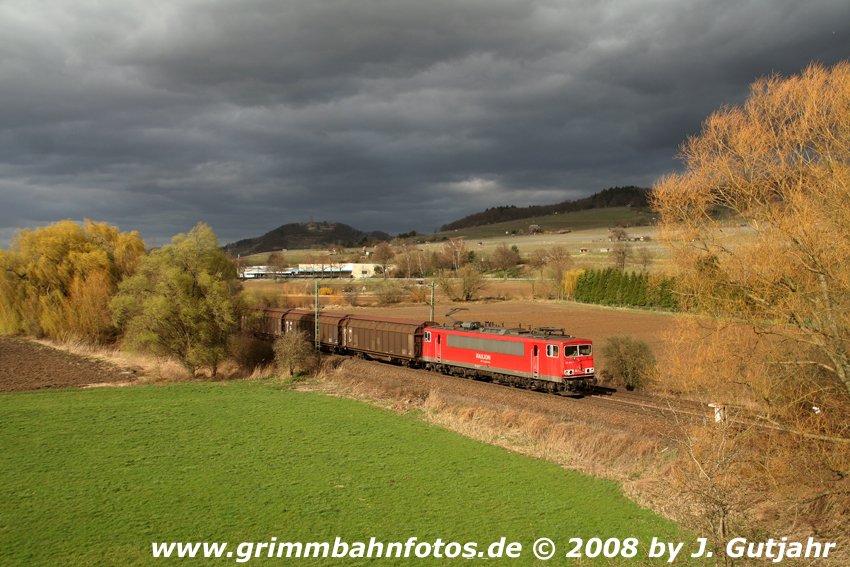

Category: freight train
[249, 308, 596, 392]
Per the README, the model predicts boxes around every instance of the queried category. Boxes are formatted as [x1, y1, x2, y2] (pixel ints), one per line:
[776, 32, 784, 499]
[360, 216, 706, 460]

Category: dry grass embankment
[30, 337, 229, 385]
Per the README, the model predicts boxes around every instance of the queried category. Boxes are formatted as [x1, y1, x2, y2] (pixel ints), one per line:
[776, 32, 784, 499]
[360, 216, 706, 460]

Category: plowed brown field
[0, 337, 135, 392]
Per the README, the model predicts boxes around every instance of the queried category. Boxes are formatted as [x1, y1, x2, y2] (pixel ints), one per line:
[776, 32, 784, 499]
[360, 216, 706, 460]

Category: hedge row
[574, 268, 677, 309]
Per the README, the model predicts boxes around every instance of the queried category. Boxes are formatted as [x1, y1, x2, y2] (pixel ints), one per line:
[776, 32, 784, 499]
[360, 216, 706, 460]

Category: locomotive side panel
[423, 329, 558, 381]
[422, 328, 596, 386]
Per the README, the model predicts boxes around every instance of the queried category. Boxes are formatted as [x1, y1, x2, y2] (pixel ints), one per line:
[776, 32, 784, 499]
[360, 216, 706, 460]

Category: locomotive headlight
[564, 369, 574, 376]
[585, 367, 594, 374]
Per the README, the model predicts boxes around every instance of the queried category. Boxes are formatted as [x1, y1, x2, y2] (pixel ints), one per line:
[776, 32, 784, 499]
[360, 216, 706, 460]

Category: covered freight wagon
[341, 315, 430, 363]
[282, 309, 350, 350]
[249, 307, 292, 336]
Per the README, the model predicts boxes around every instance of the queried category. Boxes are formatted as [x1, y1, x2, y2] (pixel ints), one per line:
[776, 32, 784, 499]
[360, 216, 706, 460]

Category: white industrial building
[297, 263, 380, 279]
[240, 262, 381, 280]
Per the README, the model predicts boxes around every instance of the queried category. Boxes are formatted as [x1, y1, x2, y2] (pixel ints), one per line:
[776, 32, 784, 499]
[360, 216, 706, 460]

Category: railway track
[586, 390, 714, 420]
[590, 389, 850, 444]
[349, 356, 717, 424]
[430, 361, 718, 420]
[340, 357, 850, 444]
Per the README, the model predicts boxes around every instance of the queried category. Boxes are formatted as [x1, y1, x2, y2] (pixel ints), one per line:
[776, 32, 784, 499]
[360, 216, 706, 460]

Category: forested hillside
[224, 221, 391, 256]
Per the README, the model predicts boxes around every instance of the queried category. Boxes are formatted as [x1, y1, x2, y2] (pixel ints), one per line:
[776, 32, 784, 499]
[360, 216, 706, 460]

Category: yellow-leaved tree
[0, 220, 146, 341]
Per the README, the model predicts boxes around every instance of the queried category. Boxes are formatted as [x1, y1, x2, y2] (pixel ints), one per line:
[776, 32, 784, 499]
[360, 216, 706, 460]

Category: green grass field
[0, 382, 687, 565]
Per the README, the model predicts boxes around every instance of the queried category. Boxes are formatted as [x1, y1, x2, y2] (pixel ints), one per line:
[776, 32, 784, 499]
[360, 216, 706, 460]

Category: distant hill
[430, 206, 653, 241]
[224, 221, 391, 256]
[440, 186, 650, 231]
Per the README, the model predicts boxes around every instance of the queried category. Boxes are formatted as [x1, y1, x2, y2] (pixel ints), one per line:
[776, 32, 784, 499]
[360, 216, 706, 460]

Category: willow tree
[0, 219, 146, 341]
[111, 223, 240, 376]
[654, 65, 850, 547]
[653, 62, 850, 399]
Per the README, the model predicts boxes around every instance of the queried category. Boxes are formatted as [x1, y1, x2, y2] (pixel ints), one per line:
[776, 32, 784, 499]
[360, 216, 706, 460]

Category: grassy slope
[431, 206, 655, 240]
[0, 382, 686, 565]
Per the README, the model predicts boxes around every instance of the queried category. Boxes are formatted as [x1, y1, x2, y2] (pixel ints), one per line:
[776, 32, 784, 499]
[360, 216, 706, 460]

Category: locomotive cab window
[424, 331, 432, 342]
[579, 344, 592, 356]
[546, 344, 559, 358]
[564, 345, 579, 357]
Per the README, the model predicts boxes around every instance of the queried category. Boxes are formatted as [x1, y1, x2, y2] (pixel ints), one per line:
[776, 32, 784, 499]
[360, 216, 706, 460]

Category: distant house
[579, 247, 589, 254]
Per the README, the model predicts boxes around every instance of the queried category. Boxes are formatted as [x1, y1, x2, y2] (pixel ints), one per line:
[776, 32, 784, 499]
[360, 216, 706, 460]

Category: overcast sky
[1, 0, 848, 246]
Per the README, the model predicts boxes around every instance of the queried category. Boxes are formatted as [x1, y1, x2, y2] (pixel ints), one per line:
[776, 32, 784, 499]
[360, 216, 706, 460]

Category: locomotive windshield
[564, 344, 592, 357]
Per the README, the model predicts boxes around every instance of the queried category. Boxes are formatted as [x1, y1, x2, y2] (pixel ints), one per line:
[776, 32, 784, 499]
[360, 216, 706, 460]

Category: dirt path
[0, 337, 136, 392]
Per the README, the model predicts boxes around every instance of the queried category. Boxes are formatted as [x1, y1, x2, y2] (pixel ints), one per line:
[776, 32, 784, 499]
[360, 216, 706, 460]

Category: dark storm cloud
[1, 0, 848, 245]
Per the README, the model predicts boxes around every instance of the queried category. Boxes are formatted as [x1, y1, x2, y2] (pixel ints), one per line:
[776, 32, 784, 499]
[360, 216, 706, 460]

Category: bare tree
[526, 246, 573, 299]
[441, 238, 468, 271]
[394, 243, 428, 279]
[273, 330, 317, 376]
[609, 227, 628, 242]
[669, 415, 761, 566]
[375, 281, 404, 305]
[394, 243, 415, 279]
[490, 243, 521, 278]
[233, 255, 248, 279]
[372, 242, 395, 278]
[610, 242, 631, 271]
[437, 264, 486, 301]
[600, 336, 656, 391]
[527, 249, 548, 271]
[459, 264, 486, 300]
[544, 246, 573, 299]
[267, 251, 287, 278]
[415, 249, 427, 277]
[342, 284, 361, 307]
[636, 247, 654, 273]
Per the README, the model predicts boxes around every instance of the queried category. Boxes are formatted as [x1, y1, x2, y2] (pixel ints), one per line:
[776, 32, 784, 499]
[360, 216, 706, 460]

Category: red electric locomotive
[421, 321, 595, 392]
